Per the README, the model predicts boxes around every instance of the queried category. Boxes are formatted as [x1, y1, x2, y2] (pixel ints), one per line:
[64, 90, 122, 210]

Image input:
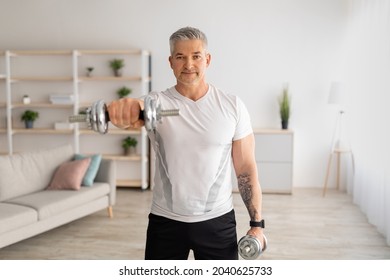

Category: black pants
[145, 210, 238, 260]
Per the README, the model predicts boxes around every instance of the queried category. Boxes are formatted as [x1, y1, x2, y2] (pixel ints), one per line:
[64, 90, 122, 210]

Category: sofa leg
[107, 206, 113, 218]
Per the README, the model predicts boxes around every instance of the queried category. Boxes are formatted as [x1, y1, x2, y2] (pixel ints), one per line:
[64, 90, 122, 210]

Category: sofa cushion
[6, 183, 110, 220]
[0, 145, 74, 202]
[74, 154, 102, 186]
[47, 157, 91, 190]
[0, 203, 38, 234]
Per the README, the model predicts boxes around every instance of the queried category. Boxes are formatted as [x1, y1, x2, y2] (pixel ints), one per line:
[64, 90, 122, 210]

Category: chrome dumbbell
[69, 94, 179, 134]
[238, 235, 268, 260]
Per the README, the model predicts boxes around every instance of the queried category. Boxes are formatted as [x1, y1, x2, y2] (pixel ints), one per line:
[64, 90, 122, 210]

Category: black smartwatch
[250, 219, 265, 228]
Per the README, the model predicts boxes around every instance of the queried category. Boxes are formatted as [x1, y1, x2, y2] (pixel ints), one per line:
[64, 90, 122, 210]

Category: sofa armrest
[95, 159, 116, 206]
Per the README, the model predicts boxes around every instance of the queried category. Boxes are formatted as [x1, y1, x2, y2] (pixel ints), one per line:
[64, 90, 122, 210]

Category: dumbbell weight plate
[238, 235, 262, 260]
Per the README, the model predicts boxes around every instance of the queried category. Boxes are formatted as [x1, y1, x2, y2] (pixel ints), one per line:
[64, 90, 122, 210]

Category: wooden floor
[1, 187, 390, 260]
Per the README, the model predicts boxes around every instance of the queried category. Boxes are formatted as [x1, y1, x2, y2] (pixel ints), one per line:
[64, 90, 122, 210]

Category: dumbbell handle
[101, 108, 181, 122]
[69, 109, 144, 123]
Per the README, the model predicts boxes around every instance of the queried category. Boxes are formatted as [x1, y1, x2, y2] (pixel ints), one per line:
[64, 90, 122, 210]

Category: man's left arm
[232, 133, 265, 245]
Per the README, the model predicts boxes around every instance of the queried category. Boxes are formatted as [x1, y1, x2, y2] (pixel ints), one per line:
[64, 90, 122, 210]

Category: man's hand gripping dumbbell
[69, 94, 179, 133]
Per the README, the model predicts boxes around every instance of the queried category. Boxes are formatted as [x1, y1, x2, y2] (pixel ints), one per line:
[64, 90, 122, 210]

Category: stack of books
[50, 94, 74, 104]
[54, 122, 74, 130]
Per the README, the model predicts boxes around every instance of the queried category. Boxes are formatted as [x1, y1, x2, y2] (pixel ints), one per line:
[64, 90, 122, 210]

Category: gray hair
[169, 27, 208, 54]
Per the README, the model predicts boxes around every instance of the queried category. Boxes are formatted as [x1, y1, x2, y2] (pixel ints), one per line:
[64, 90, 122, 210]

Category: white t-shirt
[148, 84, 253, 223]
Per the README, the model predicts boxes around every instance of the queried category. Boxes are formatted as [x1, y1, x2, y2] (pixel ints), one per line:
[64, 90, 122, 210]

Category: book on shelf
[50, 94, 74, 104]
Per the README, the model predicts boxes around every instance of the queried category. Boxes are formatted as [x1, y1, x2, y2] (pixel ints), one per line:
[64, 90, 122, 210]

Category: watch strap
[250, 219, 265, 228]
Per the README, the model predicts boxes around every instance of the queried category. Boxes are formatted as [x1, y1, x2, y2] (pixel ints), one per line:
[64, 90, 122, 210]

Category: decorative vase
[25, 120, 34, 129]
[124, 146, 136, 156]
[114, 68, 123, 77]
[281, 120, 288, 130]
[22, 96, 31, 104]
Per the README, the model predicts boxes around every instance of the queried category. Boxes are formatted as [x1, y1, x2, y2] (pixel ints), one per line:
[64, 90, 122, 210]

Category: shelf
[77, 50, 143, 55]
[78, 76, 143, 82]
[12, 128, 74, 135]
[0, 128, 6, 133]
[253, 128, 294, 134]
[10, 50, 73, 56]
[12, 103, 74, 109]
[116, 179, 143, 187]
[10, 76, 73, 82]
[79, 128, 141, 135]
[0, 102, 6, 108]
[103, 154, 142, 161]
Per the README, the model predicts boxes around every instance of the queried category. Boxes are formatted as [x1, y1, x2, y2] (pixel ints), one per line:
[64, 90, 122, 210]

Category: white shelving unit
[253, 129, 294, 194]
[0, 49, 152, 189]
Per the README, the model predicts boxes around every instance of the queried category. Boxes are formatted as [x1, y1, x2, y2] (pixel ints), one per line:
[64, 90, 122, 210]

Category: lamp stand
[323, 110, 354, 196]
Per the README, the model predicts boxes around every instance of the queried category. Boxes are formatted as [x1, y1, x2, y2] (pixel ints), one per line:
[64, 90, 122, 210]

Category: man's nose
[184, 57, 194, 68]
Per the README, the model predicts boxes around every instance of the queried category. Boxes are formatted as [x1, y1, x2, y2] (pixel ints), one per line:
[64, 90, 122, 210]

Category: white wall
[341, 0, 390, 244]
[0, 0, 348, 187]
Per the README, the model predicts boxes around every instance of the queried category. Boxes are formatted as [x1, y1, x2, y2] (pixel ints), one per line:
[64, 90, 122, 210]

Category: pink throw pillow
[47, 157, 91, 190]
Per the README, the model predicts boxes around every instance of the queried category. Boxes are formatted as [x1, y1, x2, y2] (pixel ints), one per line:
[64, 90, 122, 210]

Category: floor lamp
[323, 82, 354, 196]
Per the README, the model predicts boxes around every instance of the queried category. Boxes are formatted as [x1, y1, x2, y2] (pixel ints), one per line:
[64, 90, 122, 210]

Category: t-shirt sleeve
[233, 96, 253, 141]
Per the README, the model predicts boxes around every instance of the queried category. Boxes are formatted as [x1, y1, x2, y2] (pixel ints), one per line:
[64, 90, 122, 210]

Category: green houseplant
[21, 110, 39, 129]
[117, 86, 132, 98]
[109, 59, 125, 77]
[122, 136, 138, 155]
[278, 87, 291, 130]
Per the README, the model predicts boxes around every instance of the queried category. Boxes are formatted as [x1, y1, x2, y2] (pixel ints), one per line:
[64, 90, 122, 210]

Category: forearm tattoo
[237, 172, 259, 221]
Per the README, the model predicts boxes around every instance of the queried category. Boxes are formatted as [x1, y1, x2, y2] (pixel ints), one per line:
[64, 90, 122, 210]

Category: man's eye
[176, 56, 184, 60]
[193, 55, 201, 59]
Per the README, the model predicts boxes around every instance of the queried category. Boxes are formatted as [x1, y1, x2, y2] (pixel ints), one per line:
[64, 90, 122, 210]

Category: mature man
[108, 27, 264, 260]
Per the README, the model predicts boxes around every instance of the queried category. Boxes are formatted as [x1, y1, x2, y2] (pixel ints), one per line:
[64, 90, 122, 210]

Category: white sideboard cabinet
[254, 129, 294, 194]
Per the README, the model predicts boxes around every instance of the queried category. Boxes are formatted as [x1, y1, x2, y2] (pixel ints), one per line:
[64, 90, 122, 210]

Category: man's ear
[169, 56, 173, 68]
[206, 53, 211, 67]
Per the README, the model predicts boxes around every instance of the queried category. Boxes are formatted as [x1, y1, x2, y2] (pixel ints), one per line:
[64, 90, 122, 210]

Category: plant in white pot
[109, 59, 125, 77]
[86, 67, 94, 77]
[22, 95, 31, 104]
[122, 136, 138, 155]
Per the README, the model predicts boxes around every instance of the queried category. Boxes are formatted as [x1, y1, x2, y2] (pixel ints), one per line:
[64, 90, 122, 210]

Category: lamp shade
[328, 81, 344, 104]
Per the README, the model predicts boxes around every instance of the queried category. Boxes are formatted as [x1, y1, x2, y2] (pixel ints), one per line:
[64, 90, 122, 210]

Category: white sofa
[0, 144, 116, 249]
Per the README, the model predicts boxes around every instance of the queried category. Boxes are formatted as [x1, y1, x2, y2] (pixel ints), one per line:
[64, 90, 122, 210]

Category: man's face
[169, 39, 211, 87]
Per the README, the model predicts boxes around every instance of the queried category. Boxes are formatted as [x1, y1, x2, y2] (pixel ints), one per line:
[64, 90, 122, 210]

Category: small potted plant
[109, 59, 125, 77]
[122, 136, 138, 155]
[22, 95, 31, 104]
[21, 110, 39, 129]
[117, 86, 132, 98]
[278, 86, 291, 130]
[86, 67, 94, 77]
